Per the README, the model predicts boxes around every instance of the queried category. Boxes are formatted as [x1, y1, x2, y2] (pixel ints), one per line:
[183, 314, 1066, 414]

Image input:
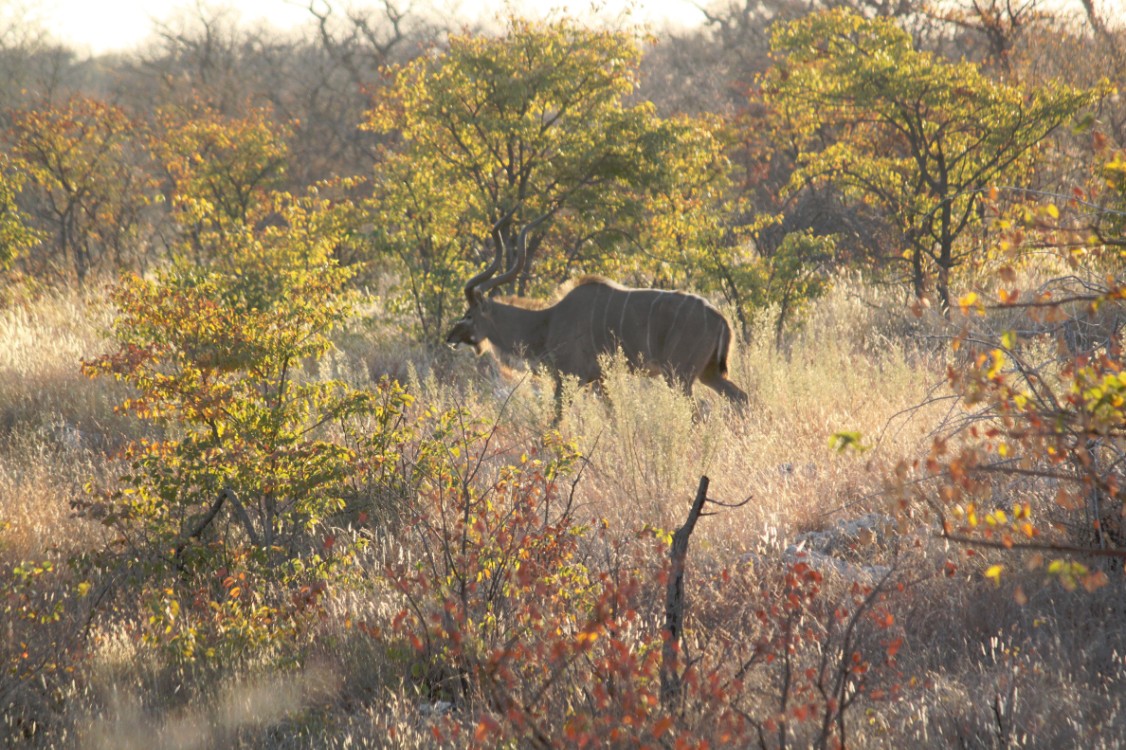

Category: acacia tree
[763, 10, 1101, 311]
[0, 154, 40, 273]
[78, 185, 418, 659]
[8, 97, 156, 285]
[153, 104, 290, 264]
[366, 16, 735, 336]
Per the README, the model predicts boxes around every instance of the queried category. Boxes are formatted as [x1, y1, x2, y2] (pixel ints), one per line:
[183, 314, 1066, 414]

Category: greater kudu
[445, 217, 748, 411]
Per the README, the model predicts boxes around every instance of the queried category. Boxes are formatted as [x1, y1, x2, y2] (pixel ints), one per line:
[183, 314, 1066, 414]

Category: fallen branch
[941, 529, 1126, 559]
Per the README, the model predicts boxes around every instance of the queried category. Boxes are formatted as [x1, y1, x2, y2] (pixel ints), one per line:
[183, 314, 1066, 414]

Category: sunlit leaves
[737, 229, 834, 344]
[906, 269, 1126, 596]
[830, 430, 869, 453]
[78, 181, 417, 660]
[1093, 148, 1126, 243]
[8, 96, 157, 284]
[1047, 560, 1107, 592]
[763, 9, 1103, 309]
[0, 154, 40, 271]
[365, 16, 735, 335]
[154, 103, 290, 263]
[984, 564, 1004, 585]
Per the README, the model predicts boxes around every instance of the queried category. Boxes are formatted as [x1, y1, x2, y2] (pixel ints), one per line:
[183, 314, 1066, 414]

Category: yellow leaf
[987, 349, 1005, 379]
[984, 564, 1003, 585]
[576, 630, 599, 647]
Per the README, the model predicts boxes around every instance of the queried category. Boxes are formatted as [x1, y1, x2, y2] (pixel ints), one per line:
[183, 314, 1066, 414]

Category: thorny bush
[377, 411, 909, 749]
[76, 190, 416, 661]
[892, 160, 1126, 593]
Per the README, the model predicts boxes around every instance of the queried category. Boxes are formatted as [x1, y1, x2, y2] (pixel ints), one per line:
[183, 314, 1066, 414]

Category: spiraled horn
[477, 212, 551, 295]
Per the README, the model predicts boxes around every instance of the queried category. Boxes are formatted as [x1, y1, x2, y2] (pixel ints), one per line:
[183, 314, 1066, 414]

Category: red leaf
[653, 716, 674, 739]
[474, 718, 497, 742]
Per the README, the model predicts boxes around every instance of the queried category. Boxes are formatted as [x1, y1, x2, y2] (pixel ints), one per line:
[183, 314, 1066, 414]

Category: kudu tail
[700, 315, 747, 408]
[714, 318, 733, 377]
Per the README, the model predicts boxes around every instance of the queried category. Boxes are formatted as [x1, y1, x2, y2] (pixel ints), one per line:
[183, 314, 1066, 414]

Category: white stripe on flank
[589, 290, 599, 356]
[601, 288, 613, 350]
[693, 299, 709, 368]
[716, 320, 727, 366]
[618, 290, 632, 349]
[645, 293, 661, 362]
[664, 294, 691, 361]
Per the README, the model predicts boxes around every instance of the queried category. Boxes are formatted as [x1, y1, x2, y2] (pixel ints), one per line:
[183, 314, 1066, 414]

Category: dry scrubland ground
[2, 276, 1124, 747]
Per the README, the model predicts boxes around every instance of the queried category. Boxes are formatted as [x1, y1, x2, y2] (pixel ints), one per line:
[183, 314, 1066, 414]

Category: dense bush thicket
[2, 1, 1126, 747]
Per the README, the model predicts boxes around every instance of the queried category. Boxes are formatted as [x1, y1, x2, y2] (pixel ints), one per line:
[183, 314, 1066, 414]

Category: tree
[112, 2, 431, 189]
[0, 154, 41, 273]
[746, 229, 835, 347]
[365, 16, 735, 336]
[153, 103, 290, 264]
[763, 9, 1102, 311]
[0, 2, 85, 112]
[79, 188, 412, 659]
[924, 0, 1051, 75]
[1095, 148, 1126, 246]
[8, 97, 156, 285]
[367, 152, 476, 341]
[299, 0, 432, 184]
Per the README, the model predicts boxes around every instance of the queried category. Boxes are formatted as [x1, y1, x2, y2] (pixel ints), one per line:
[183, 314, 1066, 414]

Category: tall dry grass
[0, 291, 128, 556]
[0, 292, 130, 442]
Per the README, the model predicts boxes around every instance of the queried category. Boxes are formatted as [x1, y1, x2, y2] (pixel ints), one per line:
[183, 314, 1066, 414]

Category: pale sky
[32, 0, 710, 56]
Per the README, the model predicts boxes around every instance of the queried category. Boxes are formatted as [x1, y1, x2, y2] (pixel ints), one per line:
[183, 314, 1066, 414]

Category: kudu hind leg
[699, 363, 748, 411]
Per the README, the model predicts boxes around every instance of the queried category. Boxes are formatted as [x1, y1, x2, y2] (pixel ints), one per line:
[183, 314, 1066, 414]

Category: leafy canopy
[0, 155, 41, 273]
[9, 97, 156, 285]
[764, 9, 1103, 309]
[366, 16, 734, 336]
[80, 188, 409, 660]
[154, 104, 290, 264]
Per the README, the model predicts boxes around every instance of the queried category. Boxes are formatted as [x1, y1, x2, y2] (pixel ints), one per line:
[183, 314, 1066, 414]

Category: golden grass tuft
[0, 291, 133, 445]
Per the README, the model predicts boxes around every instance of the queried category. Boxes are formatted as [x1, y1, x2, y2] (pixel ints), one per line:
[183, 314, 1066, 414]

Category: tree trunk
[910, 245, 925, 302]
[661, 476, 710, 709]
[937, 237, 954, 316]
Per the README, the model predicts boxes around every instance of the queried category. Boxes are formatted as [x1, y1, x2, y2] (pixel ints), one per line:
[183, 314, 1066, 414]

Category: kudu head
[445, 214, 546, 352]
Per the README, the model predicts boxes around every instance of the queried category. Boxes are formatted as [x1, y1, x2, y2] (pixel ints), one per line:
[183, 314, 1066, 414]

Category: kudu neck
[482, 299, 550, 360]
